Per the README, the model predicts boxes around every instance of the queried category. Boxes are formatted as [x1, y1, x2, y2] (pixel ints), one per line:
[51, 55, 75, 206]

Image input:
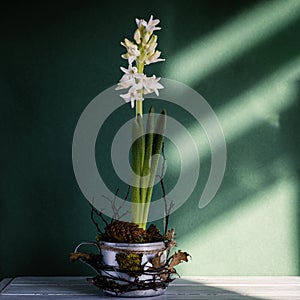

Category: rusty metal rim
[99, 241, 166, 254]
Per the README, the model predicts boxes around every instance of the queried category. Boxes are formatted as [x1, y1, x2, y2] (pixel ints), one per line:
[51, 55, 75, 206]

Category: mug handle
[73, 241, 101, 275]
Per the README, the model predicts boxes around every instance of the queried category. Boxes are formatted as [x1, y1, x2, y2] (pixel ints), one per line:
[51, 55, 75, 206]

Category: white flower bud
[134, 28, 141, 44]
[146, 42, 157, 53]
[148, 34, 157, 45]
[142, 32, 152, 45]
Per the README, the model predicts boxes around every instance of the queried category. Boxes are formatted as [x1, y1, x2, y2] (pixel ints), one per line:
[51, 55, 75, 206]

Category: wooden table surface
[0, 276, 299, 299]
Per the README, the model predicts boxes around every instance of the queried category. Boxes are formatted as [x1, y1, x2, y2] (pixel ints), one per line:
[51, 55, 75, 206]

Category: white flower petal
[141, 75, 164, 96]
[120, 66, 128, 74]
[134, 28, 141, 44]
[128, 56, 136, 64]
[136, 18, 144, 28]
[119, 85, 144, 109]
[144, 15, 161, 32]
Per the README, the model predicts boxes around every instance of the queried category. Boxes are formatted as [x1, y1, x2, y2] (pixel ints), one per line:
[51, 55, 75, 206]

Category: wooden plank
[1, 276, 299, 299]
[0, 279, 12, 293]
[0, 294, 299, 299]
[2, 285, 100, 296]
[10, 277, 89, 285]
[9, 276, 300, 285]
[176, 276, 300, 285]
[0, 295, 271, 300]
[0, 295, 105, 299]
[2, 284, 240, 296]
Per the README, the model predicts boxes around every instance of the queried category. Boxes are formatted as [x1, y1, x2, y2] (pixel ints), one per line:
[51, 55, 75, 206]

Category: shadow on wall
[161, 0, 300, 275]
[279, 83, 300, 275]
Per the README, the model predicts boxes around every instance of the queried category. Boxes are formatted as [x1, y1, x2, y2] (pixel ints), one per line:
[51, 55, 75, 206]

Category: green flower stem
[138, 116, 145, 227]
[132, 61, 145, 227]
[142, 110, 166, 228]
[136, 100, 143, 117]
[135, 62, 144, 117]
[131, 61, 166, 229]
[139, 107, 155, 228]
[137, 115, 145, 174]
[131, 117, 142, 225]
[141, 107, 155, 197]
[137, 61, 144, 74]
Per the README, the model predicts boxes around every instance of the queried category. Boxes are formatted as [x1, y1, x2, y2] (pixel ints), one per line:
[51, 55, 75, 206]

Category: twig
[90, 199, 109, 232]
[124, 185, 130, 200]
[91, 205, 103, 234]
[102, 188, 129, 221]
[157, 143, 174, 236]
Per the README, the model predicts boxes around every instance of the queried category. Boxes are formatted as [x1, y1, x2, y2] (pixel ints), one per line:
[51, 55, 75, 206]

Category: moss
[116, 253, 142, 272]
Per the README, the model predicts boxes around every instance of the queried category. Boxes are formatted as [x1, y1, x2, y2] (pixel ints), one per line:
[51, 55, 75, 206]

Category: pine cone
[146, 224, 163, 242]
[105, 221, 149, 243]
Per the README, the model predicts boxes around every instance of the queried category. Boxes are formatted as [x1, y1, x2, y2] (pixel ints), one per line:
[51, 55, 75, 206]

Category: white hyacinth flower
[136, 15, 161, 33]
[135, 17, 144, 28]
[116, 75, 134, 90]
[120, 84, 144, 108]
[134, 28, 141, 44]
[145, 50, 165, 65]
[121, 39, 141, 63]
[117, 16, 164, 109]
[120, 65, 138, 77]
[142, 75, 164, 96]
[116, 65, 144, 90]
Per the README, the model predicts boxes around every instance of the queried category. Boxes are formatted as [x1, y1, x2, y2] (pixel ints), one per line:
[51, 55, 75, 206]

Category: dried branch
[156, 143, 174, 236]
[124, 185, 130, 201]
[90, 199, 109, 233]
[102, 188, 129, 222]
[91, 205, 103, 234]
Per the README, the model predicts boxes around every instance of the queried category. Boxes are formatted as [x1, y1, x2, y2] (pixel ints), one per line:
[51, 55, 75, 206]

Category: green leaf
[132, 117, 141, 223]
[142, 109, 167, 226]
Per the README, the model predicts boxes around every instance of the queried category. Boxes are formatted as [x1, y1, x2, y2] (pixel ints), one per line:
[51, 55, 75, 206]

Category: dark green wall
[1, 0, 299, 278]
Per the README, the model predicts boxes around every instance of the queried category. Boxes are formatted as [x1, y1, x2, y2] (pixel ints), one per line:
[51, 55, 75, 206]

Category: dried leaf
[69, 252, 91, 262]
[168, 250, 190, 272]
[158, 270, 170, 281]
[151, 252, 165, 269]
[166, 240, 176, 257]
[165, 228, 175, 241]
[69, 252, 102, 263]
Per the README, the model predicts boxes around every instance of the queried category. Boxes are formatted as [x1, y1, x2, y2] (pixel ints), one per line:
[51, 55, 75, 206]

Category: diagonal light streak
[217, 56, 300, 146]
[167, 55, 300, 175]
[179, 175, 299, 275]
[165, 0, 300, 85]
